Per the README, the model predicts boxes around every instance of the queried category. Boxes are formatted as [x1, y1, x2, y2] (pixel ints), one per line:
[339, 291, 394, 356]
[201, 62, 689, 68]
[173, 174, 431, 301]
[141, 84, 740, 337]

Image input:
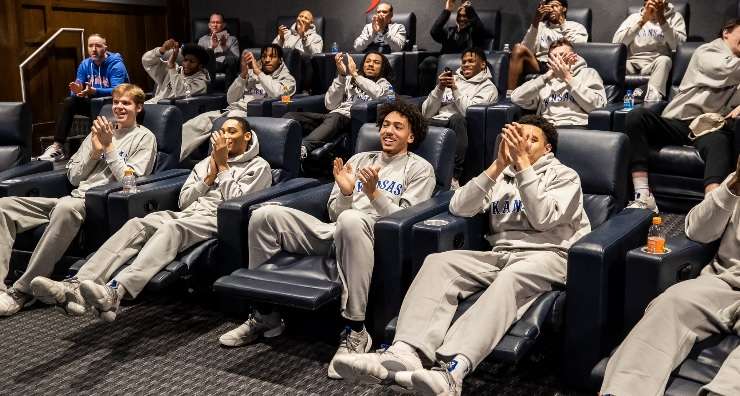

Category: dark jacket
[430, 7, 488, 53]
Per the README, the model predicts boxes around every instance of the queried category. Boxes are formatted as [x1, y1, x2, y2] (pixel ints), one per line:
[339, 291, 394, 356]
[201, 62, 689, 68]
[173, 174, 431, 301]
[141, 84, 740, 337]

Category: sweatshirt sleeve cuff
[104, 149, 121, 163]
[472, 171, 496, 191]
[194, 180, 211, 194]
[215, 169, 233, 183]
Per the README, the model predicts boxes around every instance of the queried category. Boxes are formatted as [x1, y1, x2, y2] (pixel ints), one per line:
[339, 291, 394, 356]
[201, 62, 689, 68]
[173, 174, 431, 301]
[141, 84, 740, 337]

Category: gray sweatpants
[601, 274, 740, 396]
[0, 196, 86, 294]
[180, 109, 247, 160]
[627, 55, 672, 98]
[75, 210, 217, 298]
[394, 249, 567, 369]
[248, 205, 376, 321]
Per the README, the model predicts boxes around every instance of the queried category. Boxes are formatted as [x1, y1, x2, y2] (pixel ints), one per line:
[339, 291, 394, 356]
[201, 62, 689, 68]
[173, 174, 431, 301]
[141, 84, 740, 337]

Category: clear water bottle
[503, 43, 511, 54]
[623, 89, 634, 110]
[330, 42, 339, 53]
[386, 86, 396, 103]
[122, 167, 137, 194]
[646, 216, 665, 254]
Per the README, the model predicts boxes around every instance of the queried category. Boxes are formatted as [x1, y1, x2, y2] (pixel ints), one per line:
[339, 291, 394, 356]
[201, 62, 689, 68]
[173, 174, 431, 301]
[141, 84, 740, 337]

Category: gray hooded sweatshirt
[511, 57, 607, 126]
[178, 133, 272, 217]
[327, 151, 436, 221]
[522, 20, 588, 62]
[142, 47, 210, 104]
[450, 153, 591, 253]
[353, 23, 407, 53]
[325, 75, 392, 118]
[226, 62, 297, 112]
[273, 23, 324, 55]
[422, 67, 499, 121]
[662, 38, 740, 120]
[67, 124, 158, 198]
[612, 3, 686, 63]
[197, 30, 240, 61]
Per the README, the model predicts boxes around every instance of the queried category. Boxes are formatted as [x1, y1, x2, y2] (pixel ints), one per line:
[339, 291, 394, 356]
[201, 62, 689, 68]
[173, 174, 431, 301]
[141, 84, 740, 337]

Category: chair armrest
[623, 234, 719, 330]
[609, 101, 669, 132]
[159, 94, 226, 121]
[562, 207, 655, 388]
[272, 94, 327, 117]
[367, 190, 455, 339]
[247, 182, 333, 220]
[215, 177, 322, 276]
[0, 169, 71, 198]
[247, 97, 280, 117]
[106, 174, 190, 234]
[587, 102, 624, 131]
[0, 161, 53, 183]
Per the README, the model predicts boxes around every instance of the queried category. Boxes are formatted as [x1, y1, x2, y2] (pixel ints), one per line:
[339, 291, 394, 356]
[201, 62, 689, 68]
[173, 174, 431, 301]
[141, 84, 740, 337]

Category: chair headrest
[672, 41, 704, 87]
[566, 8, 592, 41]
[573, 43, 626, 102]
[436, 51, 509, 95]
[356, 123, 455, 192]
[192, 17, 241, 43]
[277, 15, 325, 39]
[0, 102, 31, 146]
[212, 116, 301, 182]
[365, 12, 416, 50]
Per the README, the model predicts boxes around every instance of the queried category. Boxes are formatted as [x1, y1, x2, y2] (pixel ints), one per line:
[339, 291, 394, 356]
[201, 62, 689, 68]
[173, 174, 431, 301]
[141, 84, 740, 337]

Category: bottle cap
[124, 167, 134, 176]
[652, 216, 662, 225]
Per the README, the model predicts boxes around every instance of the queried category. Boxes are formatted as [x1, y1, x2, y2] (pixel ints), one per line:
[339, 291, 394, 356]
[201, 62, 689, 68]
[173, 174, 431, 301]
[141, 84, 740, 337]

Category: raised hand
[77, 83, 97, 98]
[296, 20, 306, 37]
[533, 2, 550, 25]
[335, 52, 348, 76]
[210, 32, 219, 49]
[445, 0, 456, 12]
[347, 55, 359, 77]
[501, 122, 532, 171]
[219, 33, 228, 49]
[249, 51, 261, 75]
[69, 81, 84, 95]
[167, 43, 180, 69]
[278, 25, 289, 43]
[495, 131, 514, 168]
[333, 158, 356, 196]
[372, 14, 382, 33]
[240, 51, 254, 78]
[210, 130, 229, 170]
[358, 165, 381, 198]
[159, 38, 177, 54]
[91, 116, 114, 156]
[548, 53, 572, 82]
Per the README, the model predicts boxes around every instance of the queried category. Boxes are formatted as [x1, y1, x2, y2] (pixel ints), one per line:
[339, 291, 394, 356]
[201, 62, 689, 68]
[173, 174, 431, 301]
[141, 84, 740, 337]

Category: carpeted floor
[0, 213, 686, 396]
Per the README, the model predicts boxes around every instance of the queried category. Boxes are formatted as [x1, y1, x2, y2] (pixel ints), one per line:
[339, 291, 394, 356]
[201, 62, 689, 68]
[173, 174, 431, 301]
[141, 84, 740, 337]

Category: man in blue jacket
[37, 33, 129, 162]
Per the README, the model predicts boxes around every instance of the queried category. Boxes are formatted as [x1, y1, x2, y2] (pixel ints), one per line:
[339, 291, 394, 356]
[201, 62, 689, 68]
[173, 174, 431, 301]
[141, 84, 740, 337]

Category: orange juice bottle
[647, 216, 665, 254]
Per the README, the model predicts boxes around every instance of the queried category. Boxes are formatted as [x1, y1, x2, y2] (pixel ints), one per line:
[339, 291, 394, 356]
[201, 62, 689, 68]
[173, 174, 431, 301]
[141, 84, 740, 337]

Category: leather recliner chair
[567, 8, 593, 41]
[212, 123, 457, 339]
[0, 102, 44, 181]
[0, 104, 187, 281]
[385, 129, 655, 389]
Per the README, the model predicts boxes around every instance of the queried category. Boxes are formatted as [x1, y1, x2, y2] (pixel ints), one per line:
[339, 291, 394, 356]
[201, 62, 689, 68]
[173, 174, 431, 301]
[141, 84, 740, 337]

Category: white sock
[632, 175, 651, 198]
[448, 354, 471, 383]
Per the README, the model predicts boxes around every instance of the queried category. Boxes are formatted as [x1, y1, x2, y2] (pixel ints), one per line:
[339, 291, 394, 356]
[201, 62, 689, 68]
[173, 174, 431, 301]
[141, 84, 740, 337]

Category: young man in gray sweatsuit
[613, 0, 686, 101]
[0, 84, 157, 316]
[180, 44, 296, 160]
[422, 47, 498, 185]
[508, 0, 588, 90]
[624, 19, 740, 212]
[353, 2, 407, 54]
[601, 156, 740, 396]
[29, 117, 272, 322]
[218, 100, 436, 380]
[511, 38, 606, 127]
[334, 115, 591, 396]
[142, 39, 210, 104]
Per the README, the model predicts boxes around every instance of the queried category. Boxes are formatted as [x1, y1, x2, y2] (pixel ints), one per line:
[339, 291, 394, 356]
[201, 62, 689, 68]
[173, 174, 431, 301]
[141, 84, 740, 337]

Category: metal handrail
[18, 28, 85, 103]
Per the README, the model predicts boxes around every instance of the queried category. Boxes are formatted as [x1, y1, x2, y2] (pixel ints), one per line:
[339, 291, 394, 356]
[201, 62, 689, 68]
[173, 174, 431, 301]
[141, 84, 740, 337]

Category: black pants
[55, 96, 91, 143]
[207, 51, 240, 91]
[284, 111, 351, 152]
[625, 107, 735, 186]
[429, 113, 468, 179]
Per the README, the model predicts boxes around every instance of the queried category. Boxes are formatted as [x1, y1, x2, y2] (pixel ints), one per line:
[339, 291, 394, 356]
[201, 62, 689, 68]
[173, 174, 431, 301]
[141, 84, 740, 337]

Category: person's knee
[624, 107, 653, 133]
[654, 55, 672, 71]
[649, 284, 698, 316]
[511, 44, 530, 59]
[51, 198, 84, 220]
[335, 209, 373, 236]
[249, 205, 284, 231]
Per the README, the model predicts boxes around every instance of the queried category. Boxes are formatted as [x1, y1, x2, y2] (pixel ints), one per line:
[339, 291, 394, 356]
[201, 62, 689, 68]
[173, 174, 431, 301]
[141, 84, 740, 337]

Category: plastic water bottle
[623, 90, 634, 110]
[386, 86, 396, 103]
[122, 167, 137, 194]
[330, 42, 339, 53]
[646, 216, 665, 254]
[503, 43, 511, 54]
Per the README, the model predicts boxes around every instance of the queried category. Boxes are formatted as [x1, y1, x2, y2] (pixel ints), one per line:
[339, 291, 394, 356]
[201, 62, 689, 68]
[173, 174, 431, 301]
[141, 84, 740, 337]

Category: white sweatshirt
[273, 23, 323, 55]
[511, 57, 606, 126]
[178, 133, 272, 217]
[612, 3, 686, 64]
[225, 62, 296, 112]
[327, 151, 436, 221]
[67, 124, 157, 198]
[522, 20, 588, 63]
[422, 67, 498, 121]
[450, 153, 591, 253]
[662, 38, 740, 121]
[325, 75, 392, 118]
[353, 23, 407, 53]
[142, 48, 209, 103]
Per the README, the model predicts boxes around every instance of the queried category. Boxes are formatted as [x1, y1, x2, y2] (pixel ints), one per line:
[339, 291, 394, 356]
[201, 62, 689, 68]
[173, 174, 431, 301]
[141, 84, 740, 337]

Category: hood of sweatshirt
[80, 51, 127, 89]
[456, 65, 492, 84]
[502, 151, 557, 178]
[229, 129, 261, 165]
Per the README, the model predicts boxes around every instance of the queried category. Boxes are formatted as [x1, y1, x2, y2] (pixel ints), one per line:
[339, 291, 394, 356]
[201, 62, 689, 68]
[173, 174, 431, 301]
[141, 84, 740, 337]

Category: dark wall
[191, 0, 739, 51]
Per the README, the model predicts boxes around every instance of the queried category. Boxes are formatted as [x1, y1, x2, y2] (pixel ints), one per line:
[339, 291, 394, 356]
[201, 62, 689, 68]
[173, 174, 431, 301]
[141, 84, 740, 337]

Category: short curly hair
[181, 43, 210, 66]
[376, 100, 428, 151]
[518, 114, 558, 154]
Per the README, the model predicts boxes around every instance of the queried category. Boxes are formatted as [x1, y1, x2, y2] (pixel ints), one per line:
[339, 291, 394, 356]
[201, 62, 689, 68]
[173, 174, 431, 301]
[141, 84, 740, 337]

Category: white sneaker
[30, 276, 87, 316]
[328, 326, 373, 379]
[79, 279, 123, 322]
[332, 346, 423, 388]
[218, 311, 285, 347]
[627, 192, 659, 213]
[0, 288, 35, 316]
[35, 143, 66, 162]
[411, 362, 462, 396]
